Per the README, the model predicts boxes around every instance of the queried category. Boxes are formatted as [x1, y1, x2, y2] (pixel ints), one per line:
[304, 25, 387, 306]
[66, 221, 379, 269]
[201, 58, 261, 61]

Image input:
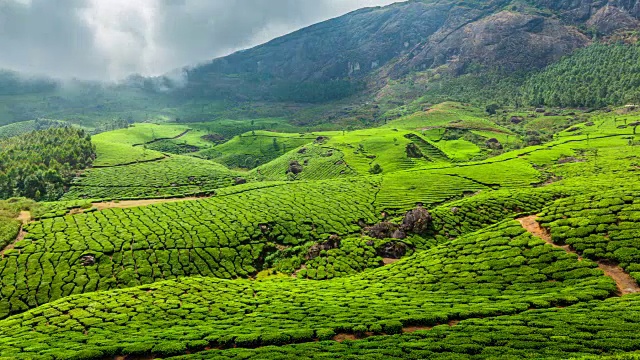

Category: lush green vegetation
[539, 190, 640, 282]
[522, 44, 640, 108]
[0, 100, 639, 359]
[174, 295, 640, 359]
[0, 119, 69, 140]
[0, 198, 37, 250]
[0, 220, 617, 359]
[0, 127, 95, 201]
[62, 155, 242, 200]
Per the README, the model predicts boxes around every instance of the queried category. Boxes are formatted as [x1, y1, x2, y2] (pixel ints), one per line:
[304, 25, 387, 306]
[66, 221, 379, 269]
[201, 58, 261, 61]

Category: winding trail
[518, 215, 640, 295]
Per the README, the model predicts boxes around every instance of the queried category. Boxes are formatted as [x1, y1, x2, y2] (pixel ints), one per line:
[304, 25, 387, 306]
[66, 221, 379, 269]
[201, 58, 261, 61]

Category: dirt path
[70, 196, 211, 215]
[17, 211, 31, 224]
[1, 211, 31, 257]
[518, 216, 580, 259]
[518, 215, 640, 295]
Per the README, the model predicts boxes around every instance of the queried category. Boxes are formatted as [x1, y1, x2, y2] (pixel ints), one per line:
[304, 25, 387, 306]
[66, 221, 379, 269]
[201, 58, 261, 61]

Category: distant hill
[173, 0, 639, 103]
[0, 0, 639, 127]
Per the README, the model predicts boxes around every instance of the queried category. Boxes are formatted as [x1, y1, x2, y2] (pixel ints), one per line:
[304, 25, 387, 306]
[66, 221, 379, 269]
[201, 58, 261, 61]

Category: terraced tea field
[1, 103, 640, 359]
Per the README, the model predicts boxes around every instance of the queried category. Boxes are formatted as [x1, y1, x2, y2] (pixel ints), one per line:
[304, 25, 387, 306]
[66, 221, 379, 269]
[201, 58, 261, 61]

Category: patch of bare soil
[518, 216, 580, 259]
[518, 215, 640, 296]
[403, 326, 433, 333]
[383, 258, 400, 265]
[74, 196, 211, 214]
[333, 334, 357, 342]
[1, 211, 31, 257]
[334, 321, 460, 342]
[113, 356, 155, 360]
[598, 262, 640, 295]
[17, 211, 31, 224]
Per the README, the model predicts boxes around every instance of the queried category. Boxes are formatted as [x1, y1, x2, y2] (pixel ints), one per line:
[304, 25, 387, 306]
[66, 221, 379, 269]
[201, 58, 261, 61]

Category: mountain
[174, 0, 639, 103]
[0, 0, 639, 127]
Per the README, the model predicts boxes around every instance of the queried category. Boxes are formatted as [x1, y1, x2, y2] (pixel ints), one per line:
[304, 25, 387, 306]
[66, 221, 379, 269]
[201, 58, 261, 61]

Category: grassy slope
[1, 103, 639, 358]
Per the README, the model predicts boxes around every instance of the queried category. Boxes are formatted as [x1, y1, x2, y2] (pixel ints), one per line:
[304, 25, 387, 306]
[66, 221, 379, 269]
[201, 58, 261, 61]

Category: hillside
[0, 101, 640, 359]
[4, 1, 640, 359]
[0, 1, 639, 129]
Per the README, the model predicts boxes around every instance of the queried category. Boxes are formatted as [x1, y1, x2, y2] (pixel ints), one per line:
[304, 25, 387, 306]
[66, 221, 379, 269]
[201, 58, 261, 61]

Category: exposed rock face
[586, 5, 640, 34]
[401, 207, 433, 235]
[531, 0, 640, 22]
[287, 161, 304, 175]
[80, 255, 95, 266]
[366, 206, 433, 239]
[366, 222, 399, 240]
[396, 11, 589, 75]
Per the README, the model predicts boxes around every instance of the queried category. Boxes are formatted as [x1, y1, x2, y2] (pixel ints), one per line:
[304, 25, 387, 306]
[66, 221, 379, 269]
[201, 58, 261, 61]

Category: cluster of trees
[92, 117, 134, 134]
[522, 44, 640, 108]
[273, 79, 363, 103]
[0, 127, 96, 201]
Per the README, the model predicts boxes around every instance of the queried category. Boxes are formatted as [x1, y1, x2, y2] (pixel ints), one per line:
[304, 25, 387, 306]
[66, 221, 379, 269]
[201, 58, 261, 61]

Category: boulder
[485, 138, 503, 150]
[80, 255, 95, 266]
[287, 160, 304, 175]
[306, 235, 341, 259]
[377, 242, 409, 259]
[510, 116, 524, 124]
[234, 177, 247, 185]
[400, 207, 432, 235]
[366, 222, 398, 239]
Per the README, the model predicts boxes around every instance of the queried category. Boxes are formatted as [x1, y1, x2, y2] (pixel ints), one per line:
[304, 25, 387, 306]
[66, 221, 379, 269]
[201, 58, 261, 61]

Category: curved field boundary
[518, 215, 640, 296]
[91, 155, 168, 169]
[132, 129, 192, 147]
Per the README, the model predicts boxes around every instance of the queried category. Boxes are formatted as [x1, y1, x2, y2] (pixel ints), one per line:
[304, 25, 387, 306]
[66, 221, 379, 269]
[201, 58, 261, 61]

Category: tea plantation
[1, 104, 640, 359]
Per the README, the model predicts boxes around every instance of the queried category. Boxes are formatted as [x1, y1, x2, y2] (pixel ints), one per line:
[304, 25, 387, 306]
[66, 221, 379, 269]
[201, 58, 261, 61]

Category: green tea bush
[539, 189, 640, 281]
[174, 295, 640, 360]
[253, 144, 357, 181]
[62, 155, 242, 200]
[0, 220, 615, 358]
[0, 178, 379, 318]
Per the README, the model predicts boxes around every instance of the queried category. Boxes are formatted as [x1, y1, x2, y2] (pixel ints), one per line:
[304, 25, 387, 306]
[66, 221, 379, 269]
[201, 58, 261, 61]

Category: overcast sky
[0, 0, 402, 81]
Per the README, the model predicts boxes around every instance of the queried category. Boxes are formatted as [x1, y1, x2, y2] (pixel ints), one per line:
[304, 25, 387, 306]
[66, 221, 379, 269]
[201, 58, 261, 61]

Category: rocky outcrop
[395, 11, 589, 75]
[531, 0, 640, 22]
[586, 5, 640, 34]
[366, 206, 433, 239]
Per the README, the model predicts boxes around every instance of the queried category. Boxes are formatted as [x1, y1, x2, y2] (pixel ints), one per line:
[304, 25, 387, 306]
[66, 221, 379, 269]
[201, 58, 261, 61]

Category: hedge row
[0, 220, 616, 359]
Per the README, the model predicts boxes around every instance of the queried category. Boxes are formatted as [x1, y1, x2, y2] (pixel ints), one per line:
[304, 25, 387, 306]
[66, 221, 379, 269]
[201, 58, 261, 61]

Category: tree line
[0, 127, 96, 201]
[521, 43, 640, 108]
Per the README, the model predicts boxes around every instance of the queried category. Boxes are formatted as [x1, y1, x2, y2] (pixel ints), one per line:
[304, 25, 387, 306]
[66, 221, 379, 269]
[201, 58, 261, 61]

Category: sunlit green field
[2, 102, 640, 360]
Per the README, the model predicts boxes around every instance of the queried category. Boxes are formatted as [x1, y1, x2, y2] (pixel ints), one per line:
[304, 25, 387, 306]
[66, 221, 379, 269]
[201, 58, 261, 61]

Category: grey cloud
[0, 0, 402, 81]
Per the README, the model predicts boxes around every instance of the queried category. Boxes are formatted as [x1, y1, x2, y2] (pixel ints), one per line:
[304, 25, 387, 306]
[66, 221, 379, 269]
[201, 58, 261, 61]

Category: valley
[1, 0, 640, 359]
